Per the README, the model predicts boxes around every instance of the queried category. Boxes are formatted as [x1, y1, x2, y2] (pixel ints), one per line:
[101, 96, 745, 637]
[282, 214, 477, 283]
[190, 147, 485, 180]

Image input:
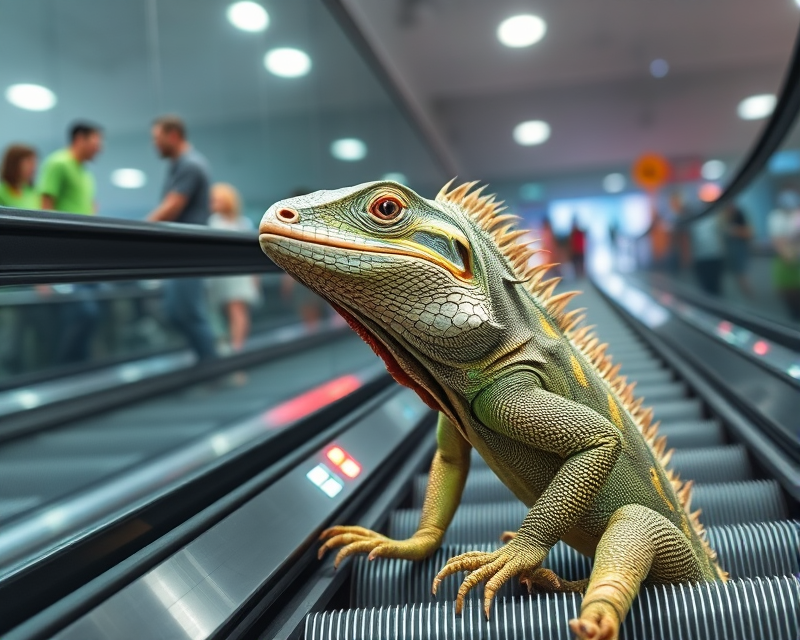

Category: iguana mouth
[260, 222, 473, 281]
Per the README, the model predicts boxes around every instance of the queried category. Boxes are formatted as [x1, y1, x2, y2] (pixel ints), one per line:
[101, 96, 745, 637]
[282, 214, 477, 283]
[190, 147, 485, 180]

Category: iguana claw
[317, 525, 440, 568]
[431, 542, 548, 618]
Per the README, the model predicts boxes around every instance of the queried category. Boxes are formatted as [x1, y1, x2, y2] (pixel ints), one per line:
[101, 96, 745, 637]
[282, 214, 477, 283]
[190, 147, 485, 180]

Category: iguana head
[259, 180, 559, 407]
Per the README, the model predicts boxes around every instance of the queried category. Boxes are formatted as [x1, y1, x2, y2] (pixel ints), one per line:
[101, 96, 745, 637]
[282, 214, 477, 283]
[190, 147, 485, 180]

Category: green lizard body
[258, 180, 725, 640]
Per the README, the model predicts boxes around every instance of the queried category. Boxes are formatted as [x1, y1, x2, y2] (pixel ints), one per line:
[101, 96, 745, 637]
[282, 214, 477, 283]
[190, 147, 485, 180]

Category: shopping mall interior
[0, 1, 798, 638]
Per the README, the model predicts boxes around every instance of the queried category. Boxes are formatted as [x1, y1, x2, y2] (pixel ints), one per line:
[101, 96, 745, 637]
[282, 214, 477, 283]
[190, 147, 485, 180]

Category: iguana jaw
[259, 218, 473, 282]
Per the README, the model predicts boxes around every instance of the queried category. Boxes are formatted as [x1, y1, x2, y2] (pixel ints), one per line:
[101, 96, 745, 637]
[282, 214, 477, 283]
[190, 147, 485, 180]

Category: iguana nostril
[277, 208, 299, 224]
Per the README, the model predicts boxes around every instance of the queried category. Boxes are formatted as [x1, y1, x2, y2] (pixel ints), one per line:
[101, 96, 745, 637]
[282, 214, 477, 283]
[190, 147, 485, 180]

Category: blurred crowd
[641, 189, 800, 322]
[0, 117, 325, 379]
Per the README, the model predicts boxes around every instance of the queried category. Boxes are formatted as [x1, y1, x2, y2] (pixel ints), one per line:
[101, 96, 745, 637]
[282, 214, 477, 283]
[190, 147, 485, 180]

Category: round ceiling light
[227, 1, 269, 32]
[497, 14, 547, 48]
[701, 159, 726, 181]
[650, 59, 669, 78]
[264, 48, 311, 78]
[603, 173, 626, 193]
[111, 168, 147, 189]
[513, 120, 551, 146]
[382, 172, 407, 184]
[331, 138, 367, 161]
[5, 83, 57, 111]
[737, 94, 776, 120]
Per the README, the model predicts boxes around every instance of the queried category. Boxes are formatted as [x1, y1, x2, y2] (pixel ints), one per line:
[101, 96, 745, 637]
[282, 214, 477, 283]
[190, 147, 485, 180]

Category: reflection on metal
[52, 387, 427, 640]
[0, 363, 380, 577]
[596, 275, 670, 329]
[262, 374, 363, 427]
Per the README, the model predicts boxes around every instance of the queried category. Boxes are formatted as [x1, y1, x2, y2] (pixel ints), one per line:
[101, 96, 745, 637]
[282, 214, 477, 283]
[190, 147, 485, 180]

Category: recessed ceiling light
[701, 160, 726, 181]
[5, 83, 57, 111]
[603, 173, 626, 193]
[382, 172, 407, 184]
[737, 94, 776, 120]
[497, 14, 547, 48]
[227, 1, 269, 32]
[331, 138, 367, 161]
[264, 48, 311, 78]
[698, 182, 722, 202]
[111, 168, 147, 189]
[513, 120, 550, 146]
[650, 59, 669, 78]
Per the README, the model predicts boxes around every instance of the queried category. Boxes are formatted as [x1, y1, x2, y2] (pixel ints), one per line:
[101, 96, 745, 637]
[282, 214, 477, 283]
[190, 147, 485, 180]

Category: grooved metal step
[310, 576, 800, 640]
[352, 520, 800, 607]
[401, 480, 788, 539]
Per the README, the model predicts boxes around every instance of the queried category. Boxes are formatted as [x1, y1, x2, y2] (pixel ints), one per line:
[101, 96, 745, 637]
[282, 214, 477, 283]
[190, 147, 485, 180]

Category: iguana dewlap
[258, 180, 726, 640]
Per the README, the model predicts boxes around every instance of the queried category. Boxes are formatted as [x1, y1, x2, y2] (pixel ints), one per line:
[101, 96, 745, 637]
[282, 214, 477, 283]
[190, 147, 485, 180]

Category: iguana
[258, 180, 726, 640]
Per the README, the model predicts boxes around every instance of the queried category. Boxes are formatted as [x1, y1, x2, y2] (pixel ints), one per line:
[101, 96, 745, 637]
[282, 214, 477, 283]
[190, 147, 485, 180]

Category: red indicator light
[263, 374, 362, 427]
[326, 447, 346, 466]
[718, 321, 732, 333]
[340, 458, 361, 479]
[753, 341, 769, 356]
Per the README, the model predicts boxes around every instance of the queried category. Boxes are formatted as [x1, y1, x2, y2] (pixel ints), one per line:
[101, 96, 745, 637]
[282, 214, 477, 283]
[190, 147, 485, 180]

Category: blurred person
[665, 190, 691, 273]
[147, 115, 217, 361]
[689, 211, 725, 296]
[722, 203, 753, 297]
[768, 188, 800, 321]
[0, 144, 40, 209]
[569, 218, 586, 278]
[208, 183, 261, 352]
[38, 122, 104, 364]
[39, 121, 102, 214]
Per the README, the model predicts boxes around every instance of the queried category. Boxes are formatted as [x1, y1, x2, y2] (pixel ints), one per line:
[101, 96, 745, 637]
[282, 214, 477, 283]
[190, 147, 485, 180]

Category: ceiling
[343, 0, 800, 182]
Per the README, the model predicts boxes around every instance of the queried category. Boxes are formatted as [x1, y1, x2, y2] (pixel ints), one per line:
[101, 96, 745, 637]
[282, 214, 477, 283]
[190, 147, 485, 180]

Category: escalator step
[635, 381, 687, 403]
[670, 445, 752, 484]
[309, 576, 800, 640]
[397, 481, 787, 541]
[352, 520, 800, 608]
[650, 399, 703, 422]
[658, 420, 725, 448]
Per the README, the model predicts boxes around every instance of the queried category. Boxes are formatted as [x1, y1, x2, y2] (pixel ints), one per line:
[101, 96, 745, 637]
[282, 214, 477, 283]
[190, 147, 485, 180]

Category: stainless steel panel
[53, 387, 428, 640]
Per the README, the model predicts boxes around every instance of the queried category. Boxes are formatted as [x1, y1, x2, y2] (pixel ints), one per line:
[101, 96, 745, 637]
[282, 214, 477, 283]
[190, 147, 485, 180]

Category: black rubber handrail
[686, 20, 800, 222]
[0, 207, 277, 285]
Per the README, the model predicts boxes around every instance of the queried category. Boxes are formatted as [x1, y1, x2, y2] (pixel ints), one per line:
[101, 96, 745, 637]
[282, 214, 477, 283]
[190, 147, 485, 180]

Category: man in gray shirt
[147, 115, 216, 360]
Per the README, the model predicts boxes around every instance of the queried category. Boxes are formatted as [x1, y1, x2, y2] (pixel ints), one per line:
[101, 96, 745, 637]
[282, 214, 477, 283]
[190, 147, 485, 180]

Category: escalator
[301, 285, 800, 639]
[0, 333, 374, 526]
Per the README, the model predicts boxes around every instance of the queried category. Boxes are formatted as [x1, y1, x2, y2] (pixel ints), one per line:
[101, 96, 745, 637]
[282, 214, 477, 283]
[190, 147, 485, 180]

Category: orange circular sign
[632, 153, 672, 191]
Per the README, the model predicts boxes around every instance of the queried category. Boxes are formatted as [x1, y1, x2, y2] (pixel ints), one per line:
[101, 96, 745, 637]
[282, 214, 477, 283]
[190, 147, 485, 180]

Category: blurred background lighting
[519, 182, 544, 201]
[497, 14, 547, 48]
[737, 93, 776, 120]
[5, 83, 57, 111]
[381, 172, 407, 184]
[110, 168, 147, 189]
[264, 48, 311, 78]
[649, 59, 669, 78]
[331, 138, 367, 161]
[698, 182, 722, 202]
[603, 173, 626, 193]
[226, 1, 269, 32]
[701, 159, 726, 180]
[513, 120, 550, 146]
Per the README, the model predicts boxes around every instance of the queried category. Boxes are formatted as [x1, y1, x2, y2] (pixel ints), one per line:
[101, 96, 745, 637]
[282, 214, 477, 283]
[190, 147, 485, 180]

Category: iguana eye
[369, 195, 405, 222]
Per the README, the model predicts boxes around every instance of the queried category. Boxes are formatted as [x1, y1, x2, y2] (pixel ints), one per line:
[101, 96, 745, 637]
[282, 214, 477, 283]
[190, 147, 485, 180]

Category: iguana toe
[569, 606, 619, 640]
[520, 567, 588, 594]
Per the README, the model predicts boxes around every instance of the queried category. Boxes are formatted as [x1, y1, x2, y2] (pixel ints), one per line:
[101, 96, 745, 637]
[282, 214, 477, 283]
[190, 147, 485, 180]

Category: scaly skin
[258, 180, 724, 640]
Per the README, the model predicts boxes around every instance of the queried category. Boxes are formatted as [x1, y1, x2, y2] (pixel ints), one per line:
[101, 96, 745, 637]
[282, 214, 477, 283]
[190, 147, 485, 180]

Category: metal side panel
[49, 387, 428, 640]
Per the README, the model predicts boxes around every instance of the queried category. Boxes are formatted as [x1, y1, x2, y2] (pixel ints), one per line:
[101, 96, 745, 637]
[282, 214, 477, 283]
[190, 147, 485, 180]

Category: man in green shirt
[38, 122, 103, 365]
[39, 122, 103, 215]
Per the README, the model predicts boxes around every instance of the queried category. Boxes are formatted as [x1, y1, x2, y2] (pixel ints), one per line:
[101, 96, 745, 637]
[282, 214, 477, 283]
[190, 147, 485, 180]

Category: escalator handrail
[0, 206, 278, 285]
[685, 20, 800, 223]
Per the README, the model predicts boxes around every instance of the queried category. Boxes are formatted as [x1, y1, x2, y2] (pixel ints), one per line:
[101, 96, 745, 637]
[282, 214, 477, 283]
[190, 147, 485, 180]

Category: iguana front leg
[318, 412, 470, 566]
[433, 371, 621, 617]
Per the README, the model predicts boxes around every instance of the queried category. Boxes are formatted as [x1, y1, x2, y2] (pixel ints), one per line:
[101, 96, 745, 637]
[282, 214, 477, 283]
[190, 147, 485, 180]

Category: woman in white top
[208, 183, 261, 351]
